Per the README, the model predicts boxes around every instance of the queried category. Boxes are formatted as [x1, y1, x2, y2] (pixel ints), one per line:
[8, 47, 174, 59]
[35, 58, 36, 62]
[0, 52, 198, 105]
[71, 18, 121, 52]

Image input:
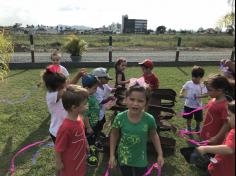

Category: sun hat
[92, 67, 112, 80]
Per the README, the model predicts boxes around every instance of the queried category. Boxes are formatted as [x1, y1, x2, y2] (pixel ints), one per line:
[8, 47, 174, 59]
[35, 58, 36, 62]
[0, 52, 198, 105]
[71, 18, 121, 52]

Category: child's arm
[197, 145, 234, 155]
[109, 128, 119, 168]
[208, 122, 231, 145]
[149, 129, 164, 167]
[197, 93, 208, 98]
[69, 68, 87, 84]
[55, 151, 64, 171]
[84, 116, 94, 134]
[117, 74, 130, 85]
[179, 88, 186, 98]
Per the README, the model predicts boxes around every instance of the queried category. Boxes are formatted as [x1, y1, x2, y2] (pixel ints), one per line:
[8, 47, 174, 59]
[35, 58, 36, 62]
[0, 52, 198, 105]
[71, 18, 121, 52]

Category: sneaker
[95, 141, 104, 152]
[89, 145, 98, 156]
[87, 155, 98, 167]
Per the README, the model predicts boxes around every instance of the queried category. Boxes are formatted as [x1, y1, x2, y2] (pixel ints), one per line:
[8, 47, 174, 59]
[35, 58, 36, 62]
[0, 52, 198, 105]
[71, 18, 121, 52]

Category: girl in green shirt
[109, 84, 164, 176]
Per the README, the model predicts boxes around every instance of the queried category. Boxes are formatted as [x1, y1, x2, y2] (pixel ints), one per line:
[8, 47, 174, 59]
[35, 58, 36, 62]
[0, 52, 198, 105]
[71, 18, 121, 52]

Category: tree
[216, 0, 235, 34]
[156, 26, 166, 34]
[0, 34, 14, 80]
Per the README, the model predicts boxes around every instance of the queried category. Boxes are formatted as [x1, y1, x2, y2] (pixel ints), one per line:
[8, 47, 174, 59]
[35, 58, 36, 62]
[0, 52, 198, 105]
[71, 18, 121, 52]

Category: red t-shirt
[208, 129, 235, 176]
[55, 117, 87, 176]
[200, 98, 228, 144]
[143, 73, 159, 89]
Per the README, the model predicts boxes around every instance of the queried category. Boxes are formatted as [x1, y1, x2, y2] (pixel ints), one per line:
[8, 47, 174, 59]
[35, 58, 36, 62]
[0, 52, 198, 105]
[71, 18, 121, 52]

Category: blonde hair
[50, 49, 62, 60]
[62, 84, 89, 111]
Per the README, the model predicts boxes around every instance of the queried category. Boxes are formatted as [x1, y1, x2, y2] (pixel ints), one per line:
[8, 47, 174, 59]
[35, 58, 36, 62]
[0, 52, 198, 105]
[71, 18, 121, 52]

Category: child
[55, 84, 89, 176]
[180, 65, 208, 132]
[200, 74, 233, 145]
[115, 57, 130, 88]
[220, 59, 235, 79]
[109, 84, 164, 176]
[42, 65, 67, 143]
[50, 50, 70, 78]
[81, 74, 100, 166]
[139, 58, 160, 90]
[92, 67, 115, 138]
[51, 49, 87, 84]
[197, 100, 235, 176]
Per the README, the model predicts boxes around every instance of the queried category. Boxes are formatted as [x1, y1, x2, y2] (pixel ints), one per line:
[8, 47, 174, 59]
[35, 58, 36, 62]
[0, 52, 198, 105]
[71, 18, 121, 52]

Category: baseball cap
[92, 67, 112, 80]
[138, 58, 154, 69]
[82, 74, 99, 87]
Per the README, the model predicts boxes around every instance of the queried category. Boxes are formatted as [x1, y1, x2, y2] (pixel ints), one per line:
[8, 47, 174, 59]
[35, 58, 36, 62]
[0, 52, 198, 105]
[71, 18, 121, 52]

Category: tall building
[122, 15, 147, 34]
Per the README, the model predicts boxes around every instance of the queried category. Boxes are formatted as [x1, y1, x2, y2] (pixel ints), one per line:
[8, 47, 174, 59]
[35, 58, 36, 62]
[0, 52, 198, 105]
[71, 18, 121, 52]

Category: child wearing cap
[81, 74, 100, 166]
[92, 68, 116, 141]
[139, 58, 160, 90]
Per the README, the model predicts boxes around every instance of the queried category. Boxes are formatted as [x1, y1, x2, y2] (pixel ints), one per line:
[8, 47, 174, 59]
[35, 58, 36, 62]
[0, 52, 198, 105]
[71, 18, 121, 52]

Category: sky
[0, 0, 231, 30]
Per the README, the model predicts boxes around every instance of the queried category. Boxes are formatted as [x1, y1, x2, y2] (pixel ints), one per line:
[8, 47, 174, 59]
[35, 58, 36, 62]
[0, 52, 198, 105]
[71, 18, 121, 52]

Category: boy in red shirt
[139, 58, 159, 90]
[55, 85, 89, 176]
[197, 100, 235, 176]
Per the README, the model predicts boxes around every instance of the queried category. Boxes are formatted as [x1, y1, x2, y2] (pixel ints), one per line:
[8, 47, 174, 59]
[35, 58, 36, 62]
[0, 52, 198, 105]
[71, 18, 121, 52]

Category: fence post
[230, 40, 235, 61]
[29, 34, 35, 63]
[175, 37, 181, 62]
[109, 35, 112, 63]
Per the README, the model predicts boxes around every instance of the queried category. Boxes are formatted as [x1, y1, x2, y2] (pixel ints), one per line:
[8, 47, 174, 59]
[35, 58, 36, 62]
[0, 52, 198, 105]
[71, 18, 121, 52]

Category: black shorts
[50, 133, 56, 144]
[183, 106, 203, 122]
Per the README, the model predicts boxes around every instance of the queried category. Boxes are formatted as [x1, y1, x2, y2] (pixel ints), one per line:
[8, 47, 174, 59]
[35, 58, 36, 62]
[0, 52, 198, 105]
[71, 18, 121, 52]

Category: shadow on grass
[0, 115, 50, 176]
[4, 70, 29, 79]
[177, 67, 189, 76]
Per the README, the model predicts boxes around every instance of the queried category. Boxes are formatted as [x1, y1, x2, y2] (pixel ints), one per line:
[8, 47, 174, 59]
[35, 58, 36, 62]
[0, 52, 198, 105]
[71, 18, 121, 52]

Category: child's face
[99, 77, 109, 85]
[192, 77, 202, 84]
[87, 84, 98, 95]
[125, 91, 147, 114]
[51, 55, 60, 65]
[207, 86, 223, 99]
[228, 111, 235, 128]
[141, 66, 151, 74]
[118, 62, 127, 71]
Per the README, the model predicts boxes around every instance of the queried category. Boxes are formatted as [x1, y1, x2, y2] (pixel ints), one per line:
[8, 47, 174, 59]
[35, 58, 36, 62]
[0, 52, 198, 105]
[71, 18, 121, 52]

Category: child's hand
[56, 160, 64, 171]
[157, 155, 164, 167]
[78, 68, 87, 77]
[126, 80, 130, 84]
[109, 155, 117, 169]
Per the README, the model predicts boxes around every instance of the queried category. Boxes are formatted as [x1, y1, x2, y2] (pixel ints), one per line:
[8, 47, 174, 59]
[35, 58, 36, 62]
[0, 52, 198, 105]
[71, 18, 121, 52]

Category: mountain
[57, 24, 92, 30]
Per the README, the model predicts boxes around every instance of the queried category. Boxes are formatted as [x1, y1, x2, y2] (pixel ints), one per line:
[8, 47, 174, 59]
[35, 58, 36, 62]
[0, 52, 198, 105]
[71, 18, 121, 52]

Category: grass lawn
[0, 66, 220, 176]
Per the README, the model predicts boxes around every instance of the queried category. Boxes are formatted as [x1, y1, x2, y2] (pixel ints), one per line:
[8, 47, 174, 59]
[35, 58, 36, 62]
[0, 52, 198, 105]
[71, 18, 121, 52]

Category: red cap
[139, 58, 154, 69]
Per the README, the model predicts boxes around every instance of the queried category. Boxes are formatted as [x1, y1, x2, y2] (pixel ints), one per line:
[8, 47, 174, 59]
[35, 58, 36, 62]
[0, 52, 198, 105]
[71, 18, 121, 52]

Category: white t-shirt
[59, 65, 69, 78]
[95, 84, 113, 120]
[46, 91, 67, 137]
[182, 80, 208, 108]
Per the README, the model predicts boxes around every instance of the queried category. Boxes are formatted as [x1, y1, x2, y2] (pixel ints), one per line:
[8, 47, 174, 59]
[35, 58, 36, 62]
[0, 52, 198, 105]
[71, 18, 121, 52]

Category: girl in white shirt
[42, 65, 67, 143]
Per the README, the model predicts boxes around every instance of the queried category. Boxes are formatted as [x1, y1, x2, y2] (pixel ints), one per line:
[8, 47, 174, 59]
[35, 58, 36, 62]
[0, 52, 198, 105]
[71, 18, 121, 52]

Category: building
[122, 15, 147, 34]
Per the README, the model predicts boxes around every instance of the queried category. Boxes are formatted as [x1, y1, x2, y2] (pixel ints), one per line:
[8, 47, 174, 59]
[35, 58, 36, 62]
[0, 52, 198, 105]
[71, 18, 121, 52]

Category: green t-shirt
[84, 95, 100, 128]
[112, 110, 157, 167]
